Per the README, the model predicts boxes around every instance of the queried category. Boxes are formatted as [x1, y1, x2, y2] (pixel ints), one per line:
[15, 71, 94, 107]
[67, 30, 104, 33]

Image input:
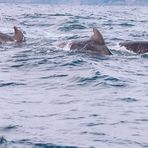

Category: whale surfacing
[0, 26, 25, 44]
[120, 41, 148, 54]
[59, 28, 112, 56]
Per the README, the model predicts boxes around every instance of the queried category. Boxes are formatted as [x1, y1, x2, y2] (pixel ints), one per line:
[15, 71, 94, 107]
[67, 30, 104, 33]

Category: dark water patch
[90, 132, 106, 136]
[16, 49, 33, 54]
[89, 114, 99, 117]
[33, 114, 58, 118]
[110, 120, 134, 125]
[132, 133, 140, 137]
[41, 74, 68, 80]
[22, 13, 41, 19]
[0, 137, 8, 148]
[130, 34, 146, 38]
[63, 19, 79, 24]
[103, 22, 134, 27]
[120, 97, 137, 102]
[89, 54, 111, 61]
[66, 50, 110, 61]
[143, 144, 148, 148]
[119, 23, 135, 27]
[61, 59, 85, 67]
[63, 116, 85, 120]
[49, 13, 73, 17]
[139, 20, 148, 23]
[70, 72, 108, 87]
[110, 38, 123, 41]
[1, 125, 19, 131]
[136, 119, 148, 122]
[11, 60, 48, 69]
[34, 143, 78, 148]
[20, 100, 42, 104]
[87, 22, 98, 28]
[59, 24, 86, 32]
[53, 100, 78, 105]
[4, 16, 17, 21]
[22, 13, 54, 19]
[76, 75, 100, 86]
[20, 20, 54, 27]
[141, 53, 148, 59]
[114, 121, 127, 124]
[37, 59, 49, 65]
[0, 136, 7, 145]
[60, 94, 72, 97]
[86, 123, 103, 127]
[70, 109, 78, 112]
[12, 53, 31, 60]
[10, 55, 51, 68]
[73, 15, 96, 20]
[10, 54, 31, 62]
[11, 139, 78, 148]
[80, 131, 88, 135]
[65, 35, 80, 40]
[129, 32, 147, 38]
[102, 23, 113, 27]
[10, 64, 25, 68]
[58, 19, 86, 32]
[119, 139, 146, 148]
[93, 139, 108, 143]
[103, 77, 126, 87]
[80, 131, 106, 136]
[0, 82, 26, 87]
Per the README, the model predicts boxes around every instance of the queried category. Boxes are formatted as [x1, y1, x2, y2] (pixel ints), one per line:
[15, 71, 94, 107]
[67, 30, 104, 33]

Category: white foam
[63, 41, 72, 51]
[112, 43, 128, 52]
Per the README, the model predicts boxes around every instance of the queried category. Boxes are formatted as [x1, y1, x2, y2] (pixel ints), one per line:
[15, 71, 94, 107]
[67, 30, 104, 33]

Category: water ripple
[120, 97, 137, 102]
[0, 82, 26, 87]
[59, 24, 86, 32]
[0, 4, 148, 148]
[0, 125, 19, 131]
[103, 77, 127, 87]
[10, 139, 79, 148]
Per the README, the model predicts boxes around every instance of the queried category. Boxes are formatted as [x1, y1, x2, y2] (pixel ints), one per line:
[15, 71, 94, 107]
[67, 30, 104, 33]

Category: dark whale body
[59, 28, 112, 56]
[120, 41, 148, 54]
[0, 26, 25, 44]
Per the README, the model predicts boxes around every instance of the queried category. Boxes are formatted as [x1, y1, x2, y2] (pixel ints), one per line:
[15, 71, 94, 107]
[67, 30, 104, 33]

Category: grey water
[0, 3, 148, 148]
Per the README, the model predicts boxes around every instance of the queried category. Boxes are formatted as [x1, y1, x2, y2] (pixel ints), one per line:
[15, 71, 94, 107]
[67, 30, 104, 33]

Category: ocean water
[0, 3, 148, 148]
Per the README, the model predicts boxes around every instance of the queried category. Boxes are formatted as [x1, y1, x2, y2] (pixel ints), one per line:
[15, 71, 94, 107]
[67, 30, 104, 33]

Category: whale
[59, 28, 112, 56]
[119, 41, 148, 54]
[0, 26, 25, 44]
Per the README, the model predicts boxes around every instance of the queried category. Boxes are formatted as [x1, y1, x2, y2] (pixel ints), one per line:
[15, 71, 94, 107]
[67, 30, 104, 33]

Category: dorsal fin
[13, 26, 24, 42]
[91, 28, 105, 45]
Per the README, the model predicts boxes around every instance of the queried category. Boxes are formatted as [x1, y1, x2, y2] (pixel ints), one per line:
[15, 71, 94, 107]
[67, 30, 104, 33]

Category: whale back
[59, 28, 112, 56]
[70, 28, 112, 56]
[0, 32, 14, 42]
[120, 41, 148, 54]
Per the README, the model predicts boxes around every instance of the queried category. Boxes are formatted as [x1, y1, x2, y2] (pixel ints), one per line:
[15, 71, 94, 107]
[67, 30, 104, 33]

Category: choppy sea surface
[0, 4, 148, 148]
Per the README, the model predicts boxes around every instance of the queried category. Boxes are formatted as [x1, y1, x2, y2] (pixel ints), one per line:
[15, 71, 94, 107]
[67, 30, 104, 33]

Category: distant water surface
[0, 4, 148, 148]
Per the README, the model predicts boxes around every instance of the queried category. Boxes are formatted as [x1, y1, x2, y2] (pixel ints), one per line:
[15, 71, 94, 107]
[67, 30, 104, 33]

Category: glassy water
[0, 4, 148, 148]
